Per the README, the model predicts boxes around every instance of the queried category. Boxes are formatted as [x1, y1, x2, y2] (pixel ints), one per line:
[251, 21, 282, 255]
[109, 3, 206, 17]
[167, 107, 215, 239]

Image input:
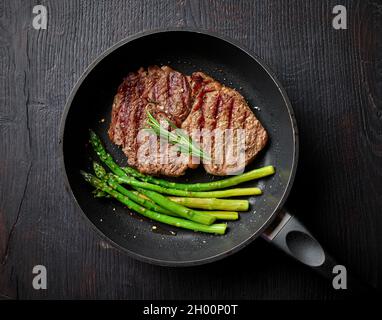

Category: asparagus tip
[80, 170, 91, 182]
[89, 129, 100, 144]
[93, 189, 106, 198]
[93, 161, 107, 179]
[89, 129, 95, 138]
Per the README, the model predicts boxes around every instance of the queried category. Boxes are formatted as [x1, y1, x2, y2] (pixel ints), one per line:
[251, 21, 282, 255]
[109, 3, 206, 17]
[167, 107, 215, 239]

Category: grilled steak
[182, 72, 268, 175]
[109, 66, 268, 176]
[108, 66, 194, 176]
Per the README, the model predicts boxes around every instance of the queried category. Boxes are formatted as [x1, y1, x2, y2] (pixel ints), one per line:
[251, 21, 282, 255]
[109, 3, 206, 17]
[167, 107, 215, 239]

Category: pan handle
[262, 208, 373, 294]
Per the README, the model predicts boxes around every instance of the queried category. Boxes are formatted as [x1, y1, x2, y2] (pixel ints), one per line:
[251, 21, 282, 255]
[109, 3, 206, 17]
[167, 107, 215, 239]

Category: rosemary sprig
[146, 111, 211, 161]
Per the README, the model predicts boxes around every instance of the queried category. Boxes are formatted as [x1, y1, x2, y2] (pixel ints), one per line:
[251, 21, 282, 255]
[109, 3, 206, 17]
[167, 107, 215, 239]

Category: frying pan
[59, 29, 368, 290]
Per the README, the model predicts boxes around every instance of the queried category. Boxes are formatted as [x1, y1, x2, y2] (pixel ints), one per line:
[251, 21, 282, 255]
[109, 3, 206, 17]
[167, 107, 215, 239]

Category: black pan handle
[262, 208, 373, 294]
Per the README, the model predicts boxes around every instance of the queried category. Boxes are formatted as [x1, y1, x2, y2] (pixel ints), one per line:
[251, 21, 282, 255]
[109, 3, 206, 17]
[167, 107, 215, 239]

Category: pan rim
[59, 27, 299, 267]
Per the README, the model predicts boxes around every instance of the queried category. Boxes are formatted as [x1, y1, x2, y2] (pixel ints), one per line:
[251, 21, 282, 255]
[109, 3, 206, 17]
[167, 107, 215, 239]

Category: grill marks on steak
[109, 66, 268, 176]
[108, 66, 193, 176]
[182, 72, 268, 175]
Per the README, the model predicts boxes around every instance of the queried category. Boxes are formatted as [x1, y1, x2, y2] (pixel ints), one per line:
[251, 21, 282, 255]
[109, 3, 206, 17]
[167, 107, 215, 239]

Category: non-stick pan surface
[60, 30, 298, 266]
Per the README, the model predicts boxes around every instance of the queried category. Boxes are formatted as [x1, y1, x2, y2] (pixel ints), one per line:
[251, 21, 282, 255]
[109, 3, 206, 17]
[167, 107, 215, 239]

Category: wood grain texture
[0, 0, 380, 299]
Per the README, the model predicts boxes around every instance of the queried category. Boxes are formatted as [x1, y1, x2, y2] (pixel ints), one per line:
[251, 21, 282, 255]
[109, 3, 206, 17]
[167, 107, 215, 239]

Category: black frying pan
[59, 30, 368, 290]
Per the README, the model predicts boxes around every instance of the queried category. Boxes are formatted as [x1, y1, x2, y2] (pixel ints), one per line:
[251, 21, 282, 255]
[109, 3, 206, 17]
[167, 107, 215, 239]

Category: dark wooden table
[0, 0, 381, 300]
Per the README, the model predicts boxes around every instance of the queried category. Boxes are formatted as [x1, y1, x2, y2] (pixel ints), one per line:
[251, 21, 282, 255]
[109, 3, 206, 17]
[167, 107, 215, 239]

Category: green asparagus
[81, 171, 226, 234]
[198, 211, 238, 220]
[123, 165, 275, 191]
[115, 175, 261, 198]
[94, 162, 238, 220]
[94, 159, 246, 218]
[167, 196, 249, 211]
[89, 130, 129, 178]
[130, 191, 238, 220]
[133, 191, 248, 211]
[134, 188, 216, 225]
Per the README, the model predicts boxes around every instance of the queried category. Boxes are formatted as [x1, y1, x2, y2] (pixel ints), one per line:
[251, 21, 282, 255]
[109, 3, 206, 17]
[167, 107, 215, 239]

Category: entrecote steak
[182, 72, 268, 175]
[108, 66, 268, 177]
[108, 66, 194, 176]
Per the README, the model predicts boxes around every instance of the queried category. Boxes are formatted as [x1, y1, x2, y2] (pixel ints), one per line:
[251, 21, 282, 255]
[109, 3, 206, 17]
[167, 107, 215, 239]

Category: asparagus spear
[198, 211, 238, 220]
[94, 161, 238, 220]
[109, 179, 174, 215]
[133, 187, 216, 225]
[89, 130, 129, 178]
[167, 196, 249, 211]
[132, 191, 248, 211]
[129, 190, 238, 220]
[91, 159, 217, 225]
[115, 175, 261, 198]
[110, 177, 216, 224]
[81, 172, 226, 234]
[123, 165, 275, 191]
[109, 178, 238, 220]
